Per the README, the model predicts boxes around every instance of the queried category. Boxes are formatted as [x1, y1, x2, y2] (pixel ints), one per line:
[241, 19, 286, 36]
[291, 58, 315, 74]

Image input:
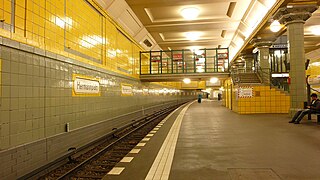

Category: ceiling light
[186, 32, 201, 41]
[183, 78, 191, 84]
[210, 77, 218, 83]
[270, 20, 282, 32]
[311, 25, 320, 36]
[180, 7, 200, 20]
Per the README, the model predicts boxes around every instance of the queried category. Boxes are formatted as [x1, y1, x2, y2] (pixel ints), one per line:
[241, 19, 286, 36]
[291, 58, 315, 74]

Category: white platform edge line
[145, 101, 195, 180]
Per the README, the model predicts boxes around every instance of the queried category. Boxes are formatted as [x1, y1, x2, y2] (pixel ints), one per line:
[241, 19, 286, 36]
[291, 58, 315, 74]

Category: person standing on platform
[218, 93, 222, 101]
[198, 93, 202, 103]
[289, 93, 320, 124]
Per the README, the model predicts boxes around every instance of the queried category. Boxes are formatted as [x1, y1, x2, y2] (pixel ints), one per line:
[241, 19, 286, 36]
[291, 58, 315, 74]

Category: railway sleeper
[74, 174, 104, 179]
[112, 147, 134, 151]
[85, 168, 111, 173]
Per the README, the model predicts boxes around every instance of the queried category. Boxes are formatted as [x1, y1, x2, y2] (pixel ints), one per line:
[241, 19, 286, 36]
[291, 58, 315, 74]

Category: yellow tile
[266, 101, 271, 107]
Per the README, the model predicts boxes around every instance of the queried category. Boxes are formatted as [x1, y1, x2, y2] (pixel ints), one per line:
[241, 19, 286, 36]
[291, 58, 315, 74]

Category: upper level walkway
[139, 48, 230, 81]
[105, 100, 320, 180]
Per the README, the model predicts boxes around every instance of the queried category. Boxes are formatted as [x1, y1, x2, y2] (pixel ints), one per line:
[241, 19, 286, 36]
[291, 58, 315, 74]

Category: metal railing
[256, 66, 271, 84]
[230, 69, 240, 84]
[140, 48, 230, 75]
[271, 77, 289, 92]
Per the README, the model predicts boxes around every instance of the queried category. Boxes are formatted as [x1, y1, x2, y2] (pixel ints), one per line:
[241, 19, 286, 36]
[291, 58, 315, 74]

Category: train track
[38, 103, 182, 179]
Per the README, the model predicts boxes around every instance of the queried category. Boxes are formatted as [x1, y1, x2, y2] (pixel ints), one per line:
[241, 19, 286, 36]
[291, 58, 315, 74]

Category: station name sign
[121, 84, 133, 96]
[73, 74, 100, 96]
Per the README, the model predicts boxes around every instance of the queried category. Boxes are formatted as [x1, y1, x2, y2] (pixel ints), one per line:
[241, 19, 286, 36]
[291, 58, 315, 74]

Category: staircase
[237, 73, 261, 84]
[271, 77, 290, 93]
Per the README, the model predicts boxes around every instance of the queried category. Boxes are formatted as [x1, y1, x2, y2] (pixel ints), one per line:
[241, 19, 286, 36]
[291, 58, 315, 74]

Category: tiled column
[251, 40, 273, 83]
[241, 54, 254, 72]
[273, 2, 318, 116]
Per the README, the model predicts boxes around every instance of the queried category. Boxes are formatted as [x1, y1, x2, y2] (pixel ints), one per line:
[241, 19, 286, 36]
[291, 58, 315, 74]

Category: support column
[273, 2, 318, 116]
[251, 40, 273, 83]
[240, 54, 254, 72]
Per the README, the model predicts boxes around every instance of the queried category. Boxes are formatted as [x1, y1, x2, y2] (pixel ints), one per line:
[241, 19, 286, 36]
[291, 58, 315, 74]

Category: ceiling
[99, 0, 320, 61]
[125, 0, 253, 51]
[244, 1, 320, 55]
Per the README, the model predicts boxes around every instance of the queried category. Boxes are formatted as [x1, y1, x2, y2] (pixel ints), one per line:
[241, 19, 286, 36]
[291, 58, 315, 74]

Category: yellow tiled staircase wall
[237, 86, 290, 114]
[223, 79, 290, 114]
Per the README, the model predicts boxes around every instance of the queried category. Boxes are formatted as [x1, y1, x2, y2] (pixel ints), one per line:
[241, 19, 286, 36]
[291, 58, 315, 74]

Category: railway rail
[29, 103, 184, 180]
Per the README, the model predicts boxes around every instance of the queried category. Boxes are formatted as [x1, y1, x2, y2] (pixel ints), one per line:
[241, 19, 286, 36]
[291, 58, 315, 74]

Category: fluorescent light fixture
[210, 77, 218, 83]
[271, 73, 289, 77]
[311, 25, 320, 36]
[180, 7, 200, 20]
[183, 78, 191, 84]
[270, 20, 282, 32]
[185, 32, 201, 41]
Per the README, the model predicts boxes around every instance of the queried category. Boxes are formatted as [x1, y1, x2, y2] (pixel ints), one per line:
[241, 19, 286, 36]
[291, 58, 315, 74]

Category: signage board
[72, 74, 100, 96]
[238, 87, 253, 98]
[121, 84, 133, 96]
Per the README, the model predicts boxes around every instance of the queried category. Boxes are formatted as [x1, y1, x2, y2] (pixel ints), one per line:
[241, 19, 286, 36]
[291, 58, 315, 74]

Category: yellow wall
[223, 78, 290, 114]
[307, 62, 320, 91]
[223, 79, 233, 110]
[179, 81, 206, 89]
[0, 0, 143, 79]
[237, 86, 290, 114]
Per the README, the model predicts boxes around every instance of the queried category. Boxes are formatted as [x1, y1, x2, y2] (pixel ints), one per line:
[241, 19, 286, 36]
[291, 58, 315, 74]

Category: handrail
[271, 77, 289, 92]
[256, 65, 271, 85]
[311, 87, 320, 93]
[230, 68, 239, 84]
[140, 48, 230, 75]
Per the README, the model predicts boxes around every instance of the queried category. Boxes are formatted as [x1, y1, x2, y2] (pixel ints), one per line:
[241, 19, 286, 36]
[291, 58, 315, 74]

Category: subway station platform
[104, 100, 320, 180]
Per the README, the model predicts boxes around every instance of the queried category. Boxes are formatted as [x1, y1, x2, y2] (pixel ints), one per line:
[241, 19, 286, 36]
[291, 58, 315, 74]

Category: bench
[307, 113, 320, 123]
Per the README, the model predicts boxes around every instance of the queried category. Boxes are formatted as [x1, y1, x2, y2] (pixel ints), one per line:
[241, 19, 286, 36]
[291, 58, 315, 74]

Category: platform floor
[104, 100, 320, 180]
